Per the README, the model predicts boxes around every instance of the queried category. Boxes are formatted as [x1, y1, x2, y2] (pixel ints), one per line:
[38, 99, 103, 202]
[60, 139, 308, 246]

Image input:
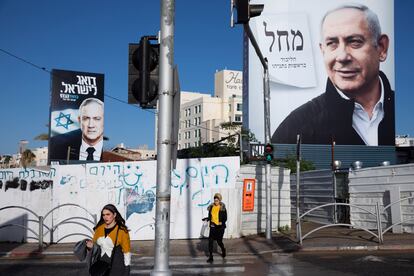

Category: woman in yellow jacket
[86, 204, 131, 276]
[206, 193, 227, 263]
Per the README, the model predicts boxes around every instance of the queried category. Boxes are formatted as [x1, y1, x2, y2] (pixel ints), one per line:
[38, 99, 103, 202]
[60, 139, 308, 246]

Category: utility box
[242, 178, 255, 211]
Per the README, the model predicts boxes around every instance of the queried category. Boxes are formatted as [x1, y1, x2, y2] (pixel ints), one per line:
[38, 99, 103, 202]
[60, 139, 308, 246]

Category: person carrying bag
[86, 204, 131, 276]
[206, 193, 227, 263]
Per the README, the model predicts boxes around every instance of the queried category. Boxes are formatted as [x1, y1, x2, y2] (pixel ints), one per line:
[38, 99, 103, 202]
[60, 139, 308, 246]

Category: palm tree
[34, 133, 49, 141]
[3, 155, 11, 168]
[20, 149, 36, 168]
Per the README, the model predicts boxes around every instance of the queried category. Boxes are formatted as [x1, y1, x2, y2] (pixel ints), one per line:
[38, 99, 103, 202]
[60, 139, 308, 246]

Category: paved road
[1, 251, 414, 275]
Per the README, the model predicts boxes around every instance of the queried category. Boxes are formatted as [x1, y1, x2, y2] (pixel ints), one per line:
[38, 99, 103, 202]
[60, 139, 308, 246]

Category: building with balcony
[176, 69, 243, 150]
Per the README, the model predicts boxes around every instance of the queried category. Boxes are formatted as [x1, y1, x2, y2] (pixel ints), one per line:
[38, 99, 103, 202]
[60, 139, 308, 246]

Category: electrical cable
[0, 47, 240, 138]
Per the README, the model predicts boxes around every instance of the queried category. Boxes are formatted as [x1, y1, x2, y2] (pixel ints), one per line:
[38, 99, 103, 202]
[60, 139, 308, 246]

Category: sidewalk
[1, 221, 414, 259]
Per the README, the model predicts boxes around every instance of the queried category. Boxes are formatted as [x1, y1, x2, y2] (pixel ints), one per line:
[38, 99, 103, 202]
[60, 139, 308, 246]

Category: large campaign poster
[245, 0, 395, 146]
[48, 69, 105, 163]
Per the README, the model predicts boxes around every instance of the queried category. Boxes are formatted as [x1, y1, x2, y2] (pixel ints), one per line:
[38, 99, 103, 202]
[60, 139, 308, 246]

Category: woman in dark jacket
[206, 193, 227, 263]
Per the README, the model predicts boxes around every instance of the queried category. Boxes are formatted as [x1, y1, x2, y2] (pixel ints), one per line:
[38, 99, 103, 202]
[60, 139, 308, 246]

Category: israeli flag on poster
[50, 108, 80, 137]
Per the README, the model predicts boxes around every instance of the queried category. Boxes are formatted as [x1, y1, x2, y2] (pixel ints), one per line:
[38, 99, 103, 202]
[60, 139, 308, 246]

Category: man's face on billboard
[79, 101, 104, 145]
[320, 8, 388, 96]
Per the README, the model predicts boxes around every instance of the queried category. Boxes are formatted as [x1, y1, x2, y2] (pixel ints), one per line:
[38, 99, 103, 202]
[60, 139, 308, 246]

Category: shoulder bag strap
[109, 226, 120, 267]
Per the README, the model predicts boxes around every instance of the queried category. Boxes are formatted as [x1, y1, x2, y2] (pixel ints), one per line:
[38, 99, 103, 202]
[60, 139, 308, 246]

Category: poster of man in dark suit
[271, 3, 394, 145]
[48, 69, 105, 163]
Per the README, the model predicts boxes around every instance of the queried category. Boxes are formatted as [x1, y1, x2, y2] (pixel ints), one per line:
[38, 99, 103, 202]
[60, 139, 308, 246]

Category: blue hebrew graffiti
[169, 163, 231, 207]
[211, 164, 229, 185]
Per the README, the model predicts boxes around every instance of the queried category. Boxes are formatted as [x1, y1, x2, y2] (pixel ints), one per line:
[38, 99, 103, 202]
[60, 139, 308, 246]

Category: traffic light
[128, 36, 159, 108]
[233, 0, 264, 25]
[264, 143, 274, 163]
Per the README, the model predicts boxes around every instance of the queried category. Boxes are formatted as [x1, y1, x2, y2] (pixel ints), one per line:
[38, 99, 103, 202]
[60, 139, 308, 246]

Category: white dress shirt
[335, 78, 385, 146]
[79, 139, 103, 160]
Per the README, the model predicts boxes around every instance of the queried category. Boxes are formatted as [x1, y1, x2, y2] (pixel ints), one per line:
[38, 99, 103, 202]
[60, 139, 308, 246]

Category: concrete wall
[237, 165, 291, 235]
[349, 164, 414, 233]
[0, 157, 240, 242]
[0, 168, 54, 242]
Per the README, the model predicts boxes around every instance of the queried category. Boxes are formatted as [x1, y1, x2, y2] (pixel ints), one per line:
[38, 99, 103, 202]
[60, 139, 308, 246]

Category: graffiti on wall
[1, 157, 239, 241]
[171, 163, 230, 207]
[0, 168, 55, 192]
[54, 159, 236, 220]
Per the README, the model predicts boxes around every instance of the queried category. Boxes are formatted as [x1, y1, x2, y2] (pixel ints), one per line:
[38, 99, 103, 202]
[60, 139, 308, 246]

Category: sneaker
[221, 248, 226, 258]
[206, 257, 213, 263]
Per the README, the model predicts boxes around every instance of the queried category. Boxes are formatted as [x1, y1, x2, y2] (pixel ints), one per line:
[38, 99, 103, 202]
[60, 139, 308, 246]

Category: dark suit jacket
[49, 129, 82, 162]
[271, 71, 395, 145]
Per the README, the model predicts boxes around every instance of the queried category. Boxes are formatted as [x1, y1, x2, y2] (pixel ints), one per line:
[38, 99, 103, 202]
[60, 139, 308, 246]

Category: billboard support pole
[296, 134, 301, 234]
[151, 0, 175, 275]
[244, 23, 273, 240]
[66, 146, 70, 165]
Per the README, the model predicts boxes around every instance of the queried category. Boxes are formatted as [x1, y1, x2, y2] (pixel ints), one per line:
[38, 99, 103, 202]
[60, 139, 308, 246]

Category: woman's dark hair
[94, 204, 128, 232]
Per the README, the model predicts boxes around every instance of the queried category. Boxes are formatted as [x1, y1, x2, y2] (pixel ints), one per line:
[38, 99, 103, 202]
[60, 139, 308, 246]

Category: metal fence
[0, 203, 97, 250]
[296, 196, 414, 244]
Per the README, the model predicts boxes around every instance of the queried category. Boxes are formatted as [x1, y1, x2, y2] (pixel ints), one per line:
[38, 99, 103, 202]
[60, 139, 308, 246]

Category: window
[197, 117, 201, 125]
[235, 115, 242, 122]
[229, 104, 231, 111]
[194, 118, 197, 126]
[194, 129, 198, 137]
[199, 105, 202, 113]
[237, 103, 242, 111]
[188, 108, 191, 116]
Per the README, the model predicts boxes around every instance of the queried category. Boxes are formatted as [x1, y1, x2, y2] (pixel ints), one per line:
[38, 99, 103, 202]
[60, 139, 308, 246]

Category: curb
[2, 244, 414, 259]
[285, 244, 414, 253]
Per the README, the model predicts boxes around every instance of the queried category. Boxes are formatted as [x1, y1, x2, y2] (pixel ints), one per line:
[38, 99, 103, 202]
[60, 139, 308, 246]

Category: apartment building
[177, 69, 243, 150]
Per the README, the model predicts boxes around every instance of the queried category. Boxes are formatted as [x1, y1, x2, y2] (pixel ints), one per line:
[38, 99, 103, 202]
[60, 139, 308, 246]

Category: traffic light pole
[263, 65, 272, 240]
[244, 23, 273, 240]
[151, 0, 175, 275]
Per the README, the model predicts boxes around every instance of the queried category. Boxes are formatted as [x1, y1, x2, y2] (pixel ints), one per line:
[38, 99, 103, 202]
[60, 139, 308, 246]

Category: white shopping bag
[200, 220, 210, 238]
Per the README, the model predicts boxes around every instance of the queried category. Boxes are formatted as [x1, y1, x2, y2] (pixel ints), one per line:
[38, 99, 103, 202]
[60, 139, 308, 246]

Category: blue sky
[0, 0, 413, 155]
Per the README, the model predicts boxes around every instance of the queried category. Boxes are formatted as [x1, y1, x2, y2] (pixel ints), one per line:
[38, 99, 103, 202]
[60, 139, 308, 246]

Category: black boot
[221, 248, 226, 258]
[207, 256, 213, 263]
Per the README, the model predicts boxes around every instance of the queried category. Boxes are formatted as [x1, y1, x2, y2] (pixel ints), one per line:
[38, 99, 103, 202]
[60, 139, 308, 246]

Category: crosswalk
[130, 255, 257, 275]
[0, 255, 261, 276]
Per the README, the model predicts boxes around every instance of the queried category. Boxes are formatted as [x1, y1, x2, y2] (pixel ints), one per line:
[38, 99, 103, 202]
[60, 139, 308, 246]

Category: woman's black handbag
[89, 257, 111, 276]
[89, 228, 120, 276]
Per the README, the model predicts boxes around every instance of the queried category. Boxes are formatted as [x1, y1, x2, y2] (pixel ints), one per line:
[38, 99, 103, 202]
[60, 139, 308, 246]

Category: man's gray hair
[321, 3, 382, 46]
[79, 97, 104, 114]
